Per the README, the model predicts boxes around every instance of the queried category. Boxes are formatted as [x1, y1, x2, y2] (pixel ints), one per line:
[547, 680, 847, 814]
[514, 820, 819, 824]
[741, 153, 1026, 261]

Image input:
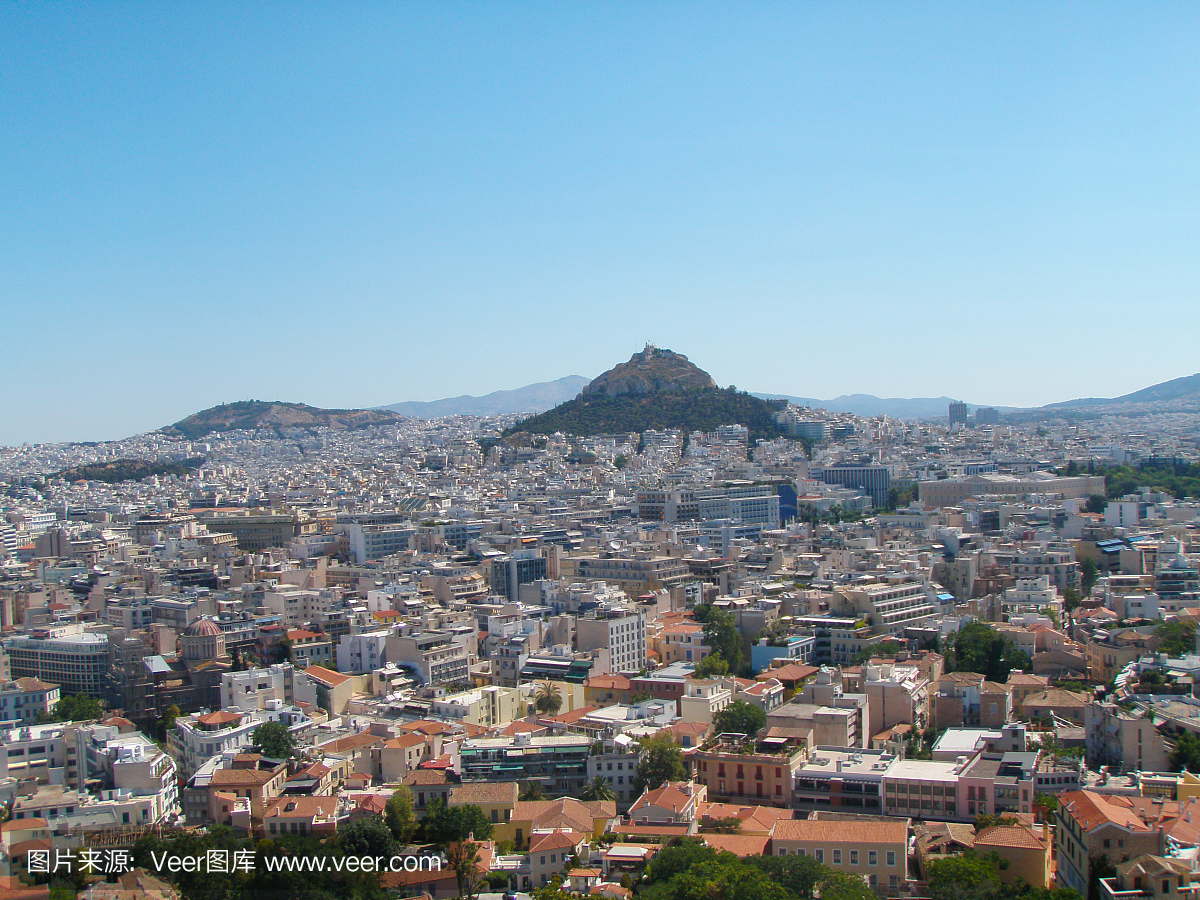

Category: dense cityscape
[1, 347, 1200, 900]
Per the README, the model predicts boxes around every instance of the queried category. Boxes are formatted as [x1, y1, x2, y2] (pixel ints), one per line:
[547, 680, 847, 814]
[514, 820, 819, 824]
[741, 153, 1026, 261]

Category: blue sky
[2, 3, 1197, 444]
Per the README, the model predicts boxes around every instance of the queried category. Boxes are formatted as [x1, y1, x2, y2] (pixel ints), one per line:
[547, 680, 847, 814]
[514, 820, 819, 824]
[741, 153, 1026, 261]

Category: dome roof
[185, 617, 222, 637]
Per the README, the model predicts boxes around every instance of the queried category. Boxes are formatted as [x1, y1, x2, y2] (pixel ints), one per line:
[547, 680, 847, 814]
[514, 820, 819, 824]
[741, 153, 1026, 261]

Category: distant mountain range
[161, 368, 1200, 440]
[380, 375, 590, 419]
[1045, 372, 1200, 409]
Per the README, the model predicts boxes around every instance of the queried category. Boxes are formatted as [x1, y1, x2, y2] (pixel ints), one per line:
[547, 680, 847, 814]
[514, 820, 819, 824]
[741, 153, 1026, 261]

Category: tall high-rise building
[948, 401, 968, 426]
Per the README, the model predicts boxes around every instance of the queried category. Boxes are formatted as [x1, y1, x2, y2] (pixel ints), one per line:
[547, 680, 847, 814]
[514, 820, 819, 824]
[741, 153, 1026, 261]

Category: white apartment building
[337, 630, 389, 674]
[576, 608, 647, 675]
[1001, 576, 1063, 622]
[0, 677, 60, 725]
[220, 663, 295, 712]
[431, 685, 524, 728]
[169, 701, 311, 778]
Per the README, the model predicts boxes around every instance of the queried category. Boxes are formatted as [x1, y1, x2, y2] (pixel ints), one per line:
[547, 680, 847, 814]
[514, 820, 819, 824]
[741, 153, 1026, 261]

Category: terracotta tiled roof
[1060, 791, 1155, 833]
[304, 665, 351, 686]
[702, 833, 771, 857]
[773, 817, 907, 844]
[450, 782, 519, 806]
[974, 824, 1048, 850]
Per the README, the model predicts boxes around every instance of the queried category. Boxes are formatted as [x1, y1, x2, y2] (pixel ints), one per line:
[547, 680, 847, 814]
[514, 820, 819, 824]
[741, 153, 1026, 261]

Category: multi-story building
[386, 628, 470, 685]
[346, 522, 415, 564]
[837, 581, 938, 637]
[1056, 790, 1166, 897]
[860, 662, 929, 737]
[5, 626, 108, 697]
[771, 815, 909, 894]
[220, 664, 295, 712]
[168, 701, 311, 778]
[573, 554, 692, 592]
[817, 463, 892, 509]
[691, 735, 804, 807]
[199, 514, 301, 551]
[931, 672, 1010, 731]
[1085, 701, 1170, 773]
[491, 550, 548, 600]
[458, 733, 591, 797]
[919, 474, 1107, 509]
[336, 630, 389, 674]
[576, 608, 647, 675]
[0, 677, 60, 725]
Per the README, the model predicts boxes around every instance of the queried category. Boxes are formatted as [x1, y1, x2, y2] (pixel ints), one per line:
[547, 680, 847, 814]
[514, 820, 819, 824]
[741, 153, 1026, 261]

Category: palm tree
[519, 781, 545, 802]
[534, 680, 563, 716]
[581, 775, 616, 803]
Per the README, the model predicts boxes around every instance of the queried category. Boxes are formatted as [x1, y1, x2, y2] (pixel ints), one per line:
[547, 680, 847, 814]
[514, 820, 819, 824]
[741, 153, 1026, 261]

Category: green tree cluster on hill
[946, 623, 1031, 682]
[1094, 460, 1200, 501]
[56, 457, 205, 484]
[502, 387, 785, 444]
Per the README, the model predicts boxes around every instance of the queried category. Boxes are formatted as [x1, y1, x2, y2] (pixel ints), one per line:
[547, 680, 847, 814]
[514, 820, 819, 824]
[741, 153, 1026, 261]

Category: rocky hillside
[581, 346, 717, 398]
[504, 348, 784, 442]
[166, 401, 404, 438]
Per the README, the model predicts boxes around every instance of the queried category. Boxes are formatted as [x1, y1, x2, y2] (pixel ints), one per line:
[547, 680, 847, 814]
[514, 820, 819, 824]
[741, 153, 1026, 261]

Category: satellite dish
[610, 541, 623, 551]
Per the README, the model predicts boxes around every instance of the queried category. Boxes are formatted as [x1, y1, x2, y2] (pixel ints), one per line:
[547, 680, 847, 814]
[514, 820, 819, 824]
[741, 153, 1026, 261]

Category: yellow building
[973, 823, 1053, 890]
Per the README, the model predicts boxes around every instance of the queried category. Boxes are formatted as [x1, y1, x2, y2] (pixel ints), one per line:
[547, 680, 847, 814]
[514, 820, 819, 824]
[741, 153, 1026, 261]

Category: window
[890, 876, 899, 890]
[887, 852, 896, 867]
[1104, 839, 1110, 849]
[833, 850, 842, 864]
[850, 851, 859, 865]
[815, 850, 824, 863]
[869, 851, 877, 866]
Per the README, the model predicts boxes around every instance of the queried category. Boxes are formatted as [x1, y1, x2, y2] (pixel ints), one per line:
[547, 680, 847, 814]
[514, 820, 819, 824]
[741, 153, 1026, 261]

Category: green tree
[581, 776, 616, 803]
[1085, 495, 1108, 514]
[251, 721, 297, 759]
[274, 637, 295, 664]
[1062, 587, 1082, 616]
[712, 700, 766, 738]
[1035, 793, 1059, 816]
[1170, 731, 1200, 773]
[692, 652, 730, 679]
[644, 837, 719, 884]
[635, 733, 686, 792]
[385, 784, 417, 843]
[1089, 855, 1117, 900]
[519, 781, 545, 801]
[339, 814, 398, 860]
[947, 623, 1031, 682]
[423, 798, 494, 846]
[1156, 620, 1196, 656]
[447, 840, 485, 900]
[746, 853, 827, 899]
[818, 871, 878, 900]
[534, 680, 564, 716]
[1080, 557, 1100, 596]
[928, 851, 1006, 900]
[694, 605, 746, 674]
[50, 693, 104, 722]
